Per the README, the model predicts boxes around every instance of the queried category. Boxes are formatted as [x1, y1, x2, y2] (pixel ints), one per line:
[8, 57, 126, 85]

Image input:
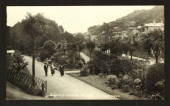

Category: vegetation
[7, 6, 164, 100]
[145, 63, 164, 94]
[142, 29, 164, 63]
[7, 50, 29, 74]
[86, 41, 95, 60]
[39, 40, 57, 61]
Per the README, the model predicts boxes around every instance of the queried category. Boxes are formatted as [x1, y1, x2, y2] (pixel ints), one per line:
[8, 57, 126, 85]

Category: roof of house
[144, 23, 164, 27]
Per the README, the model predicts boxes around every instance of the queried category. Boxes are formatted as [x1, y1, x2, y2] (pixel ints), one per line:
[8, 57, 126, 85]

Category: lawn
[68, 73, 145, 100]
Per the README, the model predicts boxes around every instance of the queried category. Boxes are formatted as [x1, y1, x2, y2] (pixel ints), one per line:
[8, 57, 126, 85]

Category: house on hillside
[144, 20, 164, 32]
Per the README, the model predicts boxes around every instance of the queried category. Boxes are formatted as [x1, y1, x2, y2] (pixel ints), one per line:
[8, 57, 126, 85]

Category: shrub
[150, 93, 164, 100]
[122, 84, 131, 92]
[106, 75, 120, 89]
[119, 74, 134, 92]
[88, 51, 110, 74]
[98, 73, 105, 78]
[154, 79, 165, 95]
[134, 78, 142, 86]
[110, 59, 139, 76]
[128, 69, 144, 80]
[51, 50, 80, 69]
[145, 63, 164, 93]
[80, 65, 90, 76]
[7, 50, 29, 74]
[39, 40, 57, 61]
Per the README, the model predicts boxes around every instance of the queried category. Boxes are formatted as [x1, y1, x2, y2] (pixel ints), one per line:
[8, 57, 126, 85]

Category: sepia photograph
[6, 6, 164, 100]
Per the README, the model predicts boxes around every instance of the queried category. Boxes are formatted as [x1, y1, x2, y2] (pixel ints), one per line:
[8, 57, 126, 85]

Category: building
[144, 21, 164, 32]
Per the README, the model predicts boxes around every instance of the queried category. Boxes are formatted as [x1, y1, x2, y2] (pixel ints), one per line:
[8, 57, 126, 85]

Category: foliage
[51, 49, 81, 69]
[106, 75, 120, 89]
[154, 79, 165, 95]
[110, 59, 139, 76]
[145, 63, 164, 93]
[109, 38, 127, 56]
[7, 50, 29, 74]
[86, 41, 95, 60]
[88, 6, 164, 38]
[8, 13, 67, 55]
[119, 75, 134, 92]
[88, 51, 111, 74]
[80, 64, 90, 76]
[142, 29, 164, 63]
[86, 41, 95, 53]
[39, 40, 57, 61]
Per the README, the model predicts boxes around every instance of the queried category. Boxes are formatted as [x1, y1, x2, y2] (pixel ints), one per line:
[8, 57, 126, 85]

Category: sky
[7, 6, 156, 33]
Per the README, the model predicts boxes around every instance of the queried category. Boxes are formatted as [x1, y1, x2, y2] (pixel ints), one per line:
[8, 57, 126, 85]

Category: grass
[68, 73, 145, 100]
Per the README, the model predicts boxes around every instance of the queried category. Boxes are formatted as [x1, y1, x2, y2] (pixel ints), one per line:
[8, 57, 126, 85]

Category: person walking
[44, 63, 48, 76]
[59, 65, 64, 76]
[50, 63, 55, 76]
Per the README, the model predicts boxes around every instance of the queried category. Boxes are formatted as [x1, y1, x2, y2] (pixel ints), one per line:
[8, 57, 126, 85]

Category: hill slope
[88, 6, 164, 33]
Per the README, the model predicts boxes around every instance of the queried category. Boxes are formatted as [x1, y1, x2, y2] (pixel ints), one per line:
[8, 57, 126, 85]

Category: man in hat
[59, 65, 64, 76]
[44, 63, 48, 76]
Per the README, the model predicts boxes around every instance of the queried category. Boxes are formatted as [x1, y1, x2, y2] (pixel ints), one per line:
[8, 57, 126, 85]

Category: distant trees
[109, 39, 125, 57]
[74, 33, 86, 57]
[128, 36, 139, 60]
[86, 41, 95, 61]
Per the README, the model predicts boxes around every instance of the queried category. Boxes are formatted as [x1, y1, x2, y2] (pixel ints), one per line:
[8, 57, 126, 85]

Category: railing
[7, 69, 47, 96]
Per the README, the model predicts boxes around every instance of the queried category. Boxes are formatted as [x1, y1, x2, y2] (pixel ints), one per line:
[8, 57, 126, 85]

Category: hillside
[88, 6, 164, 33]
[111, 6, 164, 28]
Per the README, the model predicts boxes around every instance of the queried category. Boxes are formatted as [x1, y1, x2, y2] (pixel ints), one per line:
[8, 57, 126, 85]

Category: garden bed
[68, 73, 145, 100]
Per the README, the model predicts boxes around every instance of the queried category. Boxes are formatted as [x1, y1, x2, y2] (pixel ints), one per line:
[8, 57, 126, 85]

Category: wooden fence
[7, 69, 47, 96]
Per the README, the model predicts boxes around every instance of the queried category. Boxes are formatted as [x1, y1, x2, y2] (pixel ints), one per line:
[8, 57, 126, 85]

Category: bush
[88, 51, 110, 74]
[145, 63, 164, 93]
[150, 93, 164, 100]
[80, 65, 90, 76]
[122, 84, 131, 92]
[106, 75, 120, 89]
[26, 85, 42, 96]
[134, 78, 142, 86]
[7, 50, 29, 74]
[127, 68, 144, 80]
[110, 59, 139, 76]
[98, 73, 105, 78]
[39, 40, 57, 61]
[154, 79, 165, 95]
[119, 74, 134, 92]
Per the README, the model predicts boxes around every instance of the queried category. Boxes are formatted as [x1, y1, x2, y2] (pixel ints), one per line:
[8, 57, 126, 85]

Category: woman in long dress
[50, 63, 55, 76]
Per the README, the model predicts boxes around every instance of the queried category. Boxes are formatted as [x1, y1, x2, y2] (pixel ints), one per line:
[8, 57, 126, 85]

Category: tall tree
[143, 29, 164, 63]
[23, 13, 46, 86]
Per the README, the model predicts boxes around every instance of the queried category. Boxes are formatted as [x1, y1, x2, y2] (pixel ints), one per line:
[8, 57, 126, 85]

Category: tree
[125, 35, 139, 60]
[23, 13, 46, 86]
[86, 41, 95, 61]
[100, 23, 113, 53]
[39, 40, 57, 61]
[109, 38, 124, 57]
[74, 33, 86, 57]
[142, 29, 164, 63]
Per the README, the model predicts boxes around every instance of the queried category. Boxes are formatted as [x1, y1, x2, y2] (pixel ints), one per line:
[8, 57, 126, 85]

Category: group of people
[44, 62, 64, 77]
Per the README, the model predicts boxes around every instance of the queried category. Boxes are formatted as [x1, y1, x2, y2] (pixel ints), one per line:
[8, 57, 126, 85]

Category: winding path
[24, 55, 118, 100]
